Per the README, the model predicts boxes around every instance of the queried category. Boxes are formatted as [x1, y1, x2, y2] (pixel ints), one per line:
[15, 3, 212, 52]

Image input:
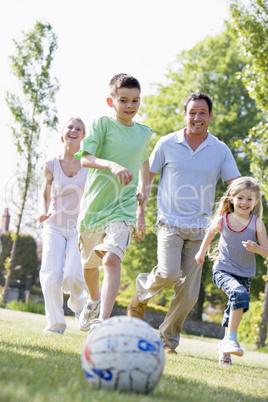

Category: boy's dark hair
[184, 92, 213, 114]
[109, 73, 141, 97]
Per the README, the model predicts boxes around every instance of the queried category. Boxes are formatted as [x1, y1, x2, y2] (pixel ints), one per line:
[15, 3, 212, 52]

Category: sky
[0, 0, 229, 230]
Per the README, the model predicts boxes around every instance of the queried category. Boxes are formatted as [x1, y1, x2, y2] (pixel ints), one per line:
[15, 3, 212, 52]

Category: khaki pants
[136, 223, 205, 349]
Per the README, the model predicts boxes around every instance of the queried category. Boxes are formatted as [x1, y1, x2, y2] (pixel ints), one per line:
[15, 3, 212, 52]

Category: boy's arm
[81, 152, 133, 186]
[195, 217, 221, 264]
[242, 218, 268, 258]
[134, 160, 151, 242]
[136, 160, 151, 206]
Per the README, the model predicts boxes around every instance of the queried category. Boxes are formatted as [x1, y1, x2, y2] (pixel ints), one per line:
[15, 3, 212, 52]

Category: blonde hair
[213, 176, 263, 221]
[208, 176, 263, 261]
[61, 117, 86, 142]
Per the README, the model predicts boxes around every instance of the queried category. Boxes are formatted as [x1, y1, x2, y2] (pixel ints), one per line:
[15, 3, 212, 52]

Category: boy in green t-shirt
[76, 73, 152, 332]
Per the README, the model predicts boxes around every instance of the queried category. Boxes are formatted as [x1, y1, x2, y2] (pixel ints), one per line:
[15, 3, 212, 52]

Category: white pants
[40, 222, 88, 332]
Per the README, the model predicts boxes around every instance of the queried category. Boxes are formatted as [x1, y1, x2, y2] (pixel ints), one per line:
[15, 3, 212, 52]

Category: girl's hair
[213, 176, 263, 221]
[61, 117, 86, 141]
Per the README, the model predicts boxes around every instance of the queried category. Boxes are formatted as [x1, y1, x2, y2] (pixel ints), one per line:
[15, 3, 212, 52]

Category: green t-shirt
[76, 116, 152, 232]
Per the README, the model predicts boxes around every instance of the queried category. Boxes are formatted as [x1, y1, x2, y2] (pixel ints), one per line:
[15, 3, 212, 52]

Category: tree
[141, 24, 261, 157]
[230, 0, 268, 196]
[230, 0, 268, 347]
[1, 21, 59, 306]
[122, 24, 264, 317]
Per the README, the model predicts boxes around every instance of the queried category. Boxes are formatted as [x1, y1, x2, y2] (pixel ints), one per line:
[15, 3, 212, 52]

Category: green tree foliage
[122, 24, 265, 314]
[141, 24, 261, 158]
[230, 0, 268, 197]
[1, 21, 59, 306]
[230, 0, 268, 348]
[0, 232, 38, 291]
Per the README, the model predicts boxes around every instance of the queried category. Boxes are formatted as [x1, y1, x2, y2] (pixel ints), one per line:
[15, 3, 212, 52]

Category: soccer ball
[81, 315, 165, 394]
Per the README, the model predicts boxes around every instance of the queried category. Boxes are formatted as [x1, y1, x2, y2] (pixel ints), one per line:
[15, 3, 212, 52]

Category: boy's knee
[103, 251, 121, 266]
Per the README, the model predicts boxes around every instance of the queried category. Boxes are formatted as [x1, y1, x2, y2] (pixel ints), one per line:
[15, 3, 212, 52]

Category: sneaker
[43, 325, 65, 334]
[218, 340, 232, 366]
[164, 346, 177, 355]
[78, 300, 101, 332]
[88, 318, 104, 332]
[126, 292, 147, 319]
[222, 339, 244, 357]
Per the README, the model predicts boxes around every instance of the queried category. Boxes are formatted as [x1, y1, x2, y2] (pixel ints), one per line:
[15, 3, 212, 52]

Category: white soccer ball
[81, 315, 165, 394]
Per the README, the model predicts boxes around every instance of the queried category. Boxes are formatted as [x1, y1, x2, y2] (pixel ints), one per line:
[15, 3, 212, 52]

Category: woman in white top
[36, 117, 88, 334]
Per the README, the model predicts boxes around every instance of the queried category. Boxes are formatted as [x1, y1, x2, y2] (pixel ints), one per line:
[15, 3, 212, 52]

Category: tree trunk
[2, 230, 19, 306]
[188, 282, 205, 321]
[257, 266, 268, 348]
[1, 169, 30, 306]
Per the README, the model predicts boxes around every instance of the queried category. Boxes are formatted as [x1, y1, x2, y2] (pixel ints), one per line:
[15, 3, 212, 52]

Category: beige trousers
[136, 223, 205, 349]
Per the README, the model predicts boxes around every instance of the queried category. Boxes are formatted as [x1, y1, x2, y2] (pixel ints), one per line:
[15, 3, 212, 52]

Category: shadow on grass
[0, 338, 267, 402]
[184, 350, 268, 373]
[157, 372, 268, 402]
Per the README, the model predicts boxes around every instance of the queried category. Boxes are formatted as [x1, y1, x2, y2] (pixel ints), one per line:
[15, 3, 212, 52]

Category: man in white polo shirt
[127, 92, 241, 354]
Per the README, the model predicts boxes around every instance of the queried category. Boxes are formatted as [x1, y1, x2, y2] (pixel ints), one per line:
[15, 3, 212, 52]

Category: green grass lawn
[0, 308, 267, 402]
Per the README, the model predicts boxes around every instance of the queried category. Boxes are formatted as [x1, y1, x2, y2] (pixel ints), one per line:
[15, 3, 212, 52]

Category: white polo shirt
[149, 128, 240, 229]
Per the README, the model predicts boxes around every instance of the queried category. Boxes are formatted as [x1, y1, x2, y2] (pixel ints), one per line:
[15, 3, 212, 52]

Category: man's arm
[225, 176, 241, 185]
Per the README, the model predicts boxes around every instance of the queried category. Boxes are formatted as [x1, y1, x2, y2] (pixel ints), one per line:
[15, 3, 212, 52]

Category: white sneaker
[78, 300, 101, 332]
[218, 340, 232, 366]
[222, 339, 244, 357]
[88, 318, 104, 332]
[43, 325, 65, 334]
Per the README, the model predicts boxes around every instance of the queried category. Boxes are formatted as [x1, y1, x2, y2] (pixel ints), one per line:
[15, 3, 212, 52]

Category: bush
[0, 285, 3, 306]
[6, 300, 45, 315]
[30, 286, 43, 296]
[238, 298, 263, 344]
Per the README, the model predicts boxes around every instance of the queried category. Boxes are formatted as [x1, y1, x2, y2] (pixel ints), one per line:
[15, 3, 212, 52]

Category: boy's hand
[110, 162, 133, 186]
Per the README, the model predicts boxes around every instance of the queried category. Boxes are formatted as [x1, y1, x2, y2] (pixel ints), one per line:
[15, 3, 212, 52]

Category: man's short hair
[184, 92, 213, 114]
[109, 73, 141, 97]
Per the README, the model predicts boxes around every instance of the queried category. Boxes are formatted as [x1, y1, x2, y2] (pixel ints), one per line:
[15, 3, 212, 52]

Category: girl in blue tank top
[195, 177, 268, 366]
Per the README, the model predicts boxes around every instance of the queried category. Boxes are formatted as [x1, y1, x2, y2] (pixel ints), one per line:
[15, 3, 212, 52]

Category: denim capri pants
[213, 270, 251, 327]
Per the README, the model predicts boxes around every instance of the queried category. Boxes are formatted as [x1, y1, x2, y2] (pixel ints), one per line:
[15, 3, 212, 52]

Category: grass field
[0, 308, 267, 402]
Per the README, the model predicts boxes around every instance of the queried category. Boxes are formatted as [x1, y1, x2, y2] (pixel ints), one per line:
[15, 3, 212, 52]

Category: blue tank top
[213, 213, 258, 278]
